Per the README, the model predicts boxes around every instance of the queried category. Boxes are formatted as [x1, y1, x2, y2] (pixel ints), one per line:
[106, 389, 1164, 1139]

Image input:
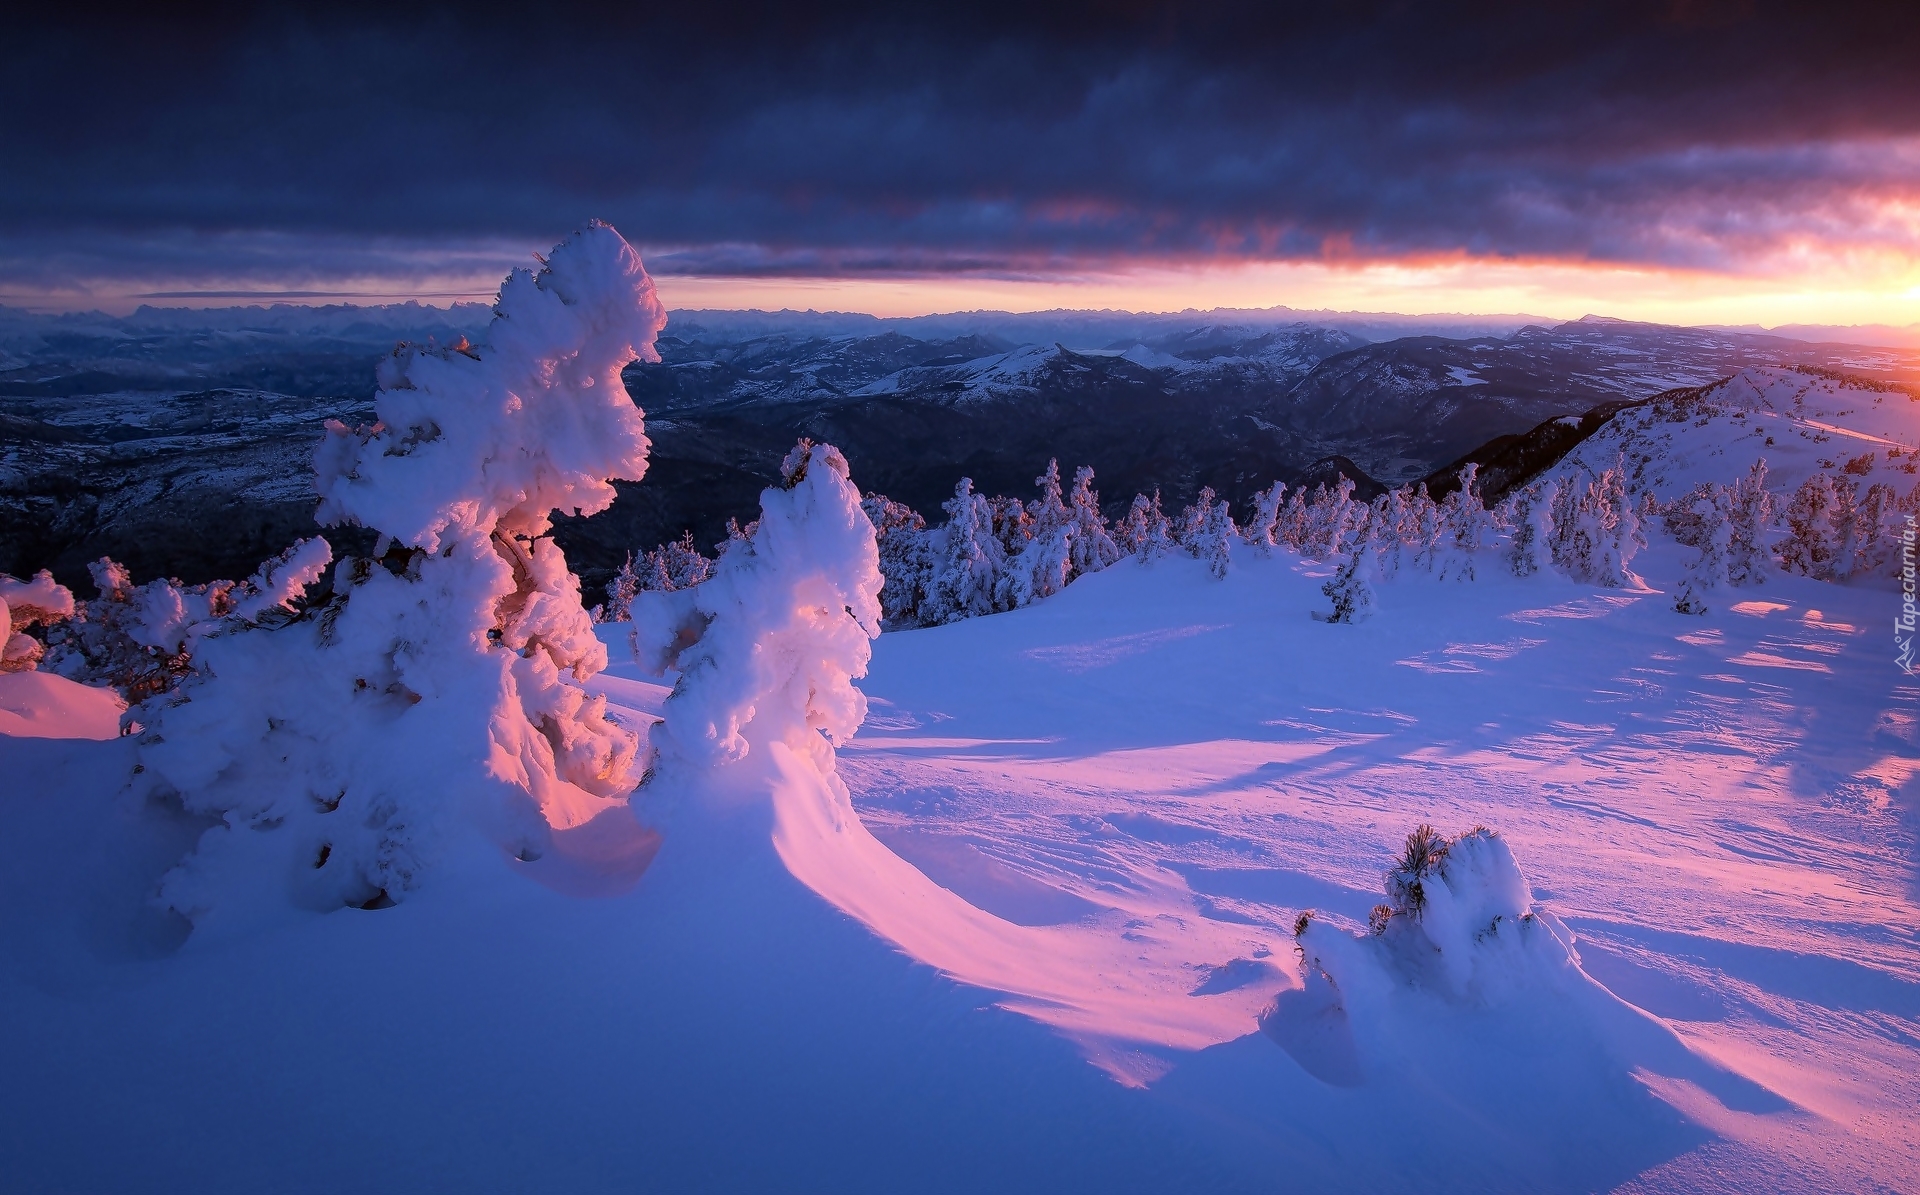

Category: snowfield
[2, 227, 1916, 1193]
[2, 540, 1915, 1192]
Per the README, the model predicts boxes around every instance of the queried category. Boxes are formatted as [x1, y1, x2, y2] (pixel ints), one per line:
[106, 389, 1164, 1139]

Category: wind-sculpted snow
[315, 221, 663, 550]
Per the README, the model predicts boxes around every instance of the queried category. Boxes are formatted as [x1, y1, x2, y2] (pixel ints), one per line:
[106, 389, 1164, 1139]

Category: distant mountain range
[3, 304, 1916, 601]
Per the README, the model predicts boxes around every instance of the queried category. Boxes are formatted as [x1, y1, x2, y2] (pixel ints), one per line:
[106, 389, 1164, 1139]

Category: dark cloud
[4, 1, 1918, 291]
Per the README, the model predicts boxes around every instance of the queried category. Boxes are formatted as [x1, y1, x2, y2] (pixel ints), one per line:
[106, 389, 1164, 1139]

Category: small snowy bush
[0, 569, 75, 672]
[1295, 823, 1578, 1005]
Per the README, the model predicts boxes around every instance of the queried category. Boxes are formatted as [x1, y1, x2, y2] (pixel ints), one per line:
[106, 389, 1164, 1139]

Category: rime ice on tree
[138, 222, 667, 928]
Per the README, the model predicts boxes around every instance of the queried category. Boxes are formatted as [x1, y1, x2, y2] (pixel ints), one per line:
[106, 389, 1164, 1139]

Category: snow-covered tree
[1410, 485, 1444, 573]
[1114, 490, 1176, 561]
[1549, 463, 1641, 588]
[1176, 486, 1236, 579]
[1278, 487, 1311, 552]
[1304, 478, 1359, 559]
[921, 478, 1006, 625]
[1852, 481, 1902, 578]
[1725, 459, 1775, 586]
[1671, 490, 1731, 615]
[600, 553, 643, 622]
[0, 569, 75, 672]
[1504, 480, 1557, 578]
[1004, 460, 1074, 607]
[1243, 482, 1287, 553]
[1065, 466, 1121, 578]
[640, 440, 882, 778]
[135, 222, 665, 929]
[1436, 464, 1497, 581]
[861, 493, 934, 626]
[1778, 473, 1840, 579]
[1319, 525, 1380, 623]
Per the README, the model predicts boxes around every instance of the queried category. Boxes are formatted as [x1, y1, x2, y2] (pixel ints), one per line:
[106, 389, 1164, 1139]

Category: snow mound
[136, 223, 665, 935]
[1269, 824, 1783, 1123]
[0, 670, 124, 740]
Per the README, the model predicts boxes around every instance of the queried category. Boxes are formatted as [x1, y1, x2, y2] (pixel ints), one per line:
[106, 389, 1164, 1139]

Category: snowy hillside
[1554, 364, 1920, 499]
[2, 228, 1917, 1192]
[3, 526, 1915, 1191]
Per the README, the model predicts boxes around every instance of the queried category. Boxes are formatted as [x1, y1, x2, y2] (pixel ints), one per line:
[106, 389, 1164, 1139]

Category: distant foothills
[2, 302, 1916, 604]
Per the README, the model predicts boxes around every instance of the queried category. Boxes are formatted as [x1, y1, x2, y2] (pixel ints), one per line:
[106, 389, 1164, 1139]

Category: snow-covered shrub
[1176, 485, 1236, 579]
[137, 222, 664, 926]
[44, 545, 332, 700]
[593, 531, 714, 623]
[861, 493, 934, 627]
[0, 569, 75, 672]
[1297, 823, 1577, 1005]
[641, 440, 882, 776]
[1114, 490, 1176, 561]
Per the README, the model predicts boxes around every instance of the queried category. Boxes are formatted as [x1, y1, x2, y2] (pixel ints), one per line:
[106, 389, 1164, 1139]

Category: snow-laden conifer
[1176, 486, 1236, 579]
[1243, 482, 1287, 553]
[922, 478, 1006, 625]
[1436, 463, 1497, 581]
[1066, 466, 1121, 577]
[862, 493, 933, 627]
[1725, 459, 1775, 586]
[1278, 487, 1311, 552]
[1114, 491, 1176, 561]
[136, 222, 665, 928]
[1319, 526, 1380, 623]
[1505, 480, 1557, 577]
[641, 441, 882, 777]
[1779, 473, 1840, 579]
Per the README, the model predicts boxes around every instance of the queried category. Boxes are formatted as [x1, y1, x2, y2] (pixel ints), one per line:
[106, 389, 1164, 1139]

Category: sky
[4, 1, 1919, 326]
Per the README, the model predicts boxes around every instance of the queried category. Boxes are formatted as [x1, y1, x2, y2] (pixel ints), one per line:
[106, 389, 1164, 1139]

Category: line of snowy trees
[585, 450, 1919, 631]
[13, 450, 1918, 701]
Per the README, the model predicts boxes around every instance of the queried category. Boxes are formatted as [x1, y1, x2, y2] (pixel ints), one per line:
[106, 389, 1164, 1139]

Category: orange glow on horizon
[14, 247, 1920, 333]
[647, 252, 1920, 330]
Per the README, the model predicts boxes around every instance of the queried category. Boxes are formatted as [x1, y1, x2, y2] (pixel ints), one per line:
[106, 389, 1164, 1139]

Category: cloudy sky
[6, 1, 1918, 323]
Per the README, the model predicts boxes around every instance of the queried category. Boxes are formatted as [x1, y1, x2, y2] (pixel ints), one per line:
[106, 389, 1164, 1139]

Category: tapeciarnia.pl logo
[1899, 515, 1917, 674]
